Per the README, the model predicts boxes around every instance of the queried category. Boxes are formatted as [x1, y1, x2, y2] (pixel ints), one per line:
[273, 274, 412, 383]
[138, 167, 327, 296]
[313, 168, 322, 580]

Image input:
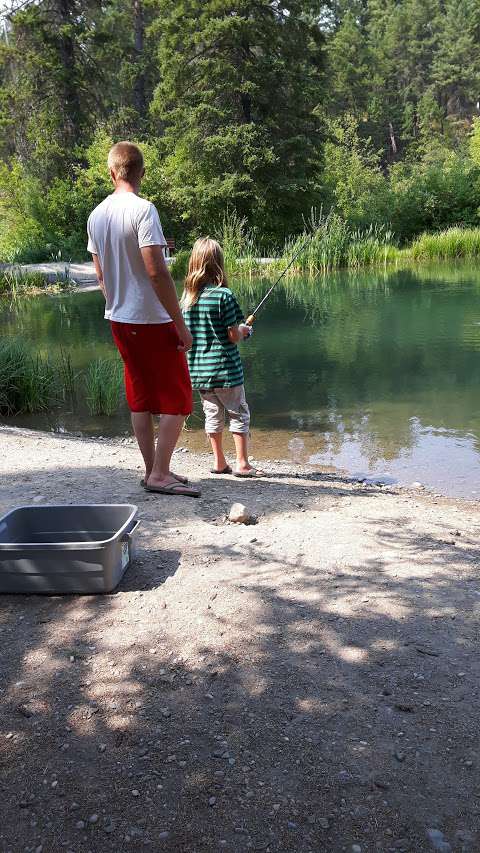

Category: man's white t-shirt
[87, 192, 171, 324]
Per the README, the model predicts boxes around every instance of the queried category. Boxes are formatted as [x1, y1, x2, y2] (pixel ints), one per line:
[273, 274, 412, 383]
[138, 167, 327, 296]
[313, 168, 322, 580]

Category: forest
[1, 0, 480, 262]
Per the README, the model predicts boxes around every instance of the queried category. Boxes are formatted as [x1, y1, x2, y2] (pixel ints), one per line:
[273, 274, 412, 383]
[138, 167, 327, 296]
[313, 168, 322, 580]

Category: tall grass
[218, 209, 263, 278]
[0, 338, 58, 414]
[0, 267, 72, 296]
[85, 357, 123, 416]
[410, 227, 480, 261]
[275, 211, 399, 276]
[57, 348, 77, 400]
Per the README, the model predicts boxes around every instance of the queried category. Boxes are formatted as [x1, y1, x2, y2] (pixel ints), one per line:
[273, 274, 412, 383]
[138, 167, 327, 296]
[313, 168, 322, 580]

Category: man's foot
[145, 473, 200, 498]
[141, 471, 188, 488]
[234, 465, 265, 478]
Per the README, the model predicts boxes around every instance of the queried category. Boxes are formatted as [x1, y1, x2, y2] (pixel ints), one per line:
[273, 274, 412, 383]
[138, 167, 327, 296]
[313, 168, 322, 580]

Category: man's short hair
[107, 142, 144, 181]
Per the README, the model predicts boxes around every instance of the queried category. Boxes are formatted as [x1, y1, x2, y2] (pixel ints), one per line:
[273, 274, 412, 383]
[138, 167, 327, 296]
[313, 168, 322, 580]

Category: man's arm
[140, 245, 193, 352]
[92, 254, 106, 298]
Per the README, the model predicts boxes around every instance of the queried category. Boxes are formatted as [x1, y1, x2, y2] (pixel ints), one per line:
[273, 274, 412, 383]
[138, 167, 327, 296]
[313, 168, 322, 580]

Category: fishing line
[245, 226, 321, 327]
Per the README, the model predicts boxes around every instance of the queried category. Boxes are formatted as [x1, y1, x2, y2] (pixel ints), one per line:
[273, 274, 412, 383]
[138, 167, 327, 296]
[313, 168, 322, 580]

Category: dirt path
[0, 427, 479, 853]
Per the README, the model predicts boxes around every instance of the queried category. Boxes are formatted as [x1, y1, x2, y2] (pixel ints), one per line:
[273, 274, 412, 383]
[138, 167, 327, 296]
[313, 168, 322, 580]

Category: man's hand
[177, 325, 193, 353]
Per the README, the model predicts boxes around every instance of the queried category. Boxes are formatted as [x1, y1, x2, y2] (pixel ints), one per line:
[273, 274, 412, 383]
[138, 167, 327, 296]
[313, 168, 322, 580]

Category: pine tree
[149, 0, 325, 238]
[432, 0, 480, 124]
[326, 7, 371, 119]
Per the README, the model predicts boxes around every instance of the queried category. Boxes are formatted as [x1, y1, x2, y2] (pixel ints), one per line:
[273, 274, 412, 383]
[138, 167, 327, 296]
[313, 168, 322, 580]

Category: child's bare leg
[232, 432, 252, 473]
[208, 432, 228, 471]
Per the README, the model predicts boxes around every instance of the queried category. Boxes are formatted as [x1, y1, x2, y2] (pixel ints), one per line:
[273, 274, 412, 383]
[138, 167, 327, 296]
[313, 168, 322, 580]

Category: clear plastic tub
[0, 504, 139, 594]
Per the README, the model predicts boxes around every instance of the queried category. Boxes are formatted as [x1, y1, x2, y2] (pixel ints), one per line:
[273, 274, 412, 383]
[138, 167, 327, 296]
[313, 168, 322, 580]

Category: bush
[321, 116, 392, 229]
[389, 149, 480, 243]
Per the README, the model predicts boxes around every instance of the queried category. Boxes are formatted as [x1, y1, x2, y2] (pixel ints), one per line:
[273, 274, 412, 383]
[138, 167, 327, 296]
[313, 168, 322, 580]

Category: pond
[1, 264, 480, 499]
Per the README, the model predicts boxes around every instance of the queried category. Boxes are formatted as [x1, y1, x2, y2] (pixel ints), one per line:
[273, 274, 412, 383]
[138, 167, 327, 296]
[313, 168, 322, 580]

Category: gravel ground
[0, 426, 479, 853]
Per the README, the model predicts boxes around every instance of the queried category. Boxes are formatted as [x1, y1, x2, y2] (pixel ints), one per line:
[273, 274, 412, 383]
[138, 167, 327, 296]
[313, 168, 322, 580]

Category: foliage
[410, 227, 480, 260]
[321, 116, 391, 229]
[0, 338, 57, 414]
[149, 0, 324, 237]
[1, 0, 480, 259]
[277, 212, 398, 274]
[85, 357, 123, 416]
[0, 268, 72, 295]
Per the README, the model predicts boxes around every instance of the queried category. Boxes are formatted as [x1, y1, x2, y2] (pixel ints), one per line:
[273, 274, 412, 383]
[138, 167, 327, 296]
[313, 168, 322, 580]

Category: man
[87, 141, 200, 497]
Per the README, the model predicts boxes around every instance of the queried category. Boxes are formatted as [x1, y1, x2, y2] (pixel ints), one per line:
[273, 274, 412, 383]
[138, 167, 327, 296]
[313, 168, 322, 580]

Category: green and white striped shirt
[183, 286, 244, 389]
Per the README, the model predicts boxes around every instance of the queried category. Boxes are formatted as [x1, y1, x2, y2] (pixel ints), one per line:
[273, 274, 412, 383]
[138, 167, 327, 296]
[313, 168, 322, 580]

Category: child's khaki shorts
[200, 385, 250, 434]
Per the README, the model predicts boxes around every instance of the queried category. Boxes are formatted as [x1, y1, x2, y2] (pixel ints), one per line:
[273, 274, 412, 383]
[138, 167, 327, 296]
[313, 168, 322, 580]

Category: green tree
[149, 0, 325, 239]
[432, 0, 480, 129]
[325, 7, 371, 119]
[322, 115, 390, 227]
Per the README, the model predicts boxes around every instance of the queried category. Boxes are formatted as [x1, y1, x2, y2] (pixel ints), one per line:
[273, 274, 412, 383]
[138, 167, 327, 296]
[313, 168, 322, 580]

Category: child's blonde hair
[181, 237, 228, 309]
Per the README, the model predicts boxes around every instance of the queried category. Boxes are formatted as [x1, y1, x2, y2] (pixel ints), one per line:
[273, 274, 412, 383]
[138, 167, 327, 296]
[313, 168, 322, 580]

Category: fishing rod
[245, 226, 320, 326]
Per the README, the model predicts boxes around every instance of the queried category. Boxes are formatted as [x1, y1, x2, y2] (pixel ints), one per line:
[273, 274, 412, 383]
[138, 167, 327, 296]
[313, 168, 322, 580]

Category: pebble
[208, 797, 216, 806]
[75, 821, 85, 830]
[89, 814, 99, 824]
[158, 831, 170, 840]
[352, 846, 362, 853]
[228, 503, 255, 524]
[161, 708, 171, 718]
[132, 789, 140, 797]
[426, 828, 452, 852]
[319, 818, 329, 829]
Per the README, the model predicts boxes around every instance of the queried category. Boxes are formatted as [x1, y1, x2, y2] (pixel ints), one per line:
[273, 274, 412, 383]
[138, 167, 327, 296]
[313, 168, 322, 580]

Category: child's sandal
[210, 466, 233, 475]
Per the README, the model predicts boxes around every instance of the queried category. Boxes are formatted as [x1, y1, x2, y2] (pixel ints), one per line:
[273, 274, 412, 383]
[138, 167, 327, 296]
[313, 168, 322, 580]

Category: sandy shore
[0, 426, 479, 852]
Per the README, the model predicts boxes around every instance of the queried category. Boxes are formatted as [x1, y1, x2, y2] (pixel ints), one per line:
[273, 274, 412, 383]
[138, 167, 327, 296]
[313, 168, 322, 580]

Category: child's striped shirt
[183, 286, 244, 389]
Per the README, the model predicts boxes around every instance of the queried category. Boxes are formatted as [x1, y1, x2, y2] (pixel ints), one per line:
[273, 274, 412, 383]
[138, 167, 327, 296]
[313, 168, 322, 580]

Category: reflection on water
[1, 264, 480, 498]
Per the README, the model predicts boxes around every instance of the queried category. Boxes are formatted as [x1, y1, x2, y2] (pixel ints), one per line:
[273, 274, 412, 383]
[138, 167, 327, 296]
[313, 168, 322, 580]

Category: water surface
[1, 264, 480, 498]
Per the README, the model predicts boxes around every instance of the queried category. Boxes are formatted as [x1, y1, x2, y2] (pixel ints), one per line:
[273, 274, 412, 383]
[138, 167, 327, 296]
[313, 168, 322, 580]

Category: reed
[85, 357, 123, 416]
[275, 211, 399, 276]
[219, 209, 263, 279]
[410, 227, 480, 261]
[57, 348, 77, 400]
[0, 338, 57, 414]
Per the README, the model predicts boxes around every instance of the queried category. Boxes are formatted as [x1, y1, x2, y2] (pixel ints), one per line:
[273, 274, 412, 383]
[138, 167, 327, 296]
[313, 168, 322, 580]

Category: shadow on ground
[0, 466, 479, 853]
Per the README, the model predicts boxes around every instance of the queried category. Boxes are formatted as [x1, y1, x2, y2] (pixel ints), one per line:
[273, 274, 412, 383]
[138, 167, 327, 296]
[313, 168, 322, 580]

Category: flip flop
[234, 468, 265, 478]
[210, 466, 233, 475]
[140, 474, 189, 489]
[144, 481, 201, 498]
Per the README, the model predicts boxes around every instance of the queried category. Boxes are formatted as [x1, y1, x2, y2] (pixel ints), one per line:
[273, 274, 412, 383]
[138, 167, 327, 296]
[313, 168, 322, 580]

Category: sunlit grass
[410, 227, 480, 261]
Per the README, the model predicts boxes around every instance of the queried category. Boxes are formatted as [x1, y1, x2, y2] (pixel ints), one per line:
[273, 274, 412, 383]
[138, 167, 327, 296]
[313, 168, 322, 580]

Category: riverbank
[1, 427, 479, 852]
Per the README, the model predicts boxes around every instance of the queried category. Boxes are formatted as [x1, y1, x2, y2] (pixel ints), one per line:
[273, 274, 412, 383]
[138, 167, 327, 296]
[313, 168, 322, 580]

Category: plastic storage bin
[0, 504, 139, 594]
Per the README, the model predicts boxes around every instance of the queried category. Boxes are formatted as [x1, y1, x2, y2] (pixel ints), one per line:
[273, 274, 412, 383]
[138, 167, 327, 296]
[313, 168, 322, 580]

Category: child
[182, 237, 263, 477]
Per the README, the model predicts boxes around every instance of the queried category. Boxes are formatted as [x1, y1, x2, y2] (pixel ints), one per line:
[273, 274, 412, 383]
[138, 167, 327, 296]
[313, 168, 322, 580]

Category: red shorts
[110, 321, 193, 415]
